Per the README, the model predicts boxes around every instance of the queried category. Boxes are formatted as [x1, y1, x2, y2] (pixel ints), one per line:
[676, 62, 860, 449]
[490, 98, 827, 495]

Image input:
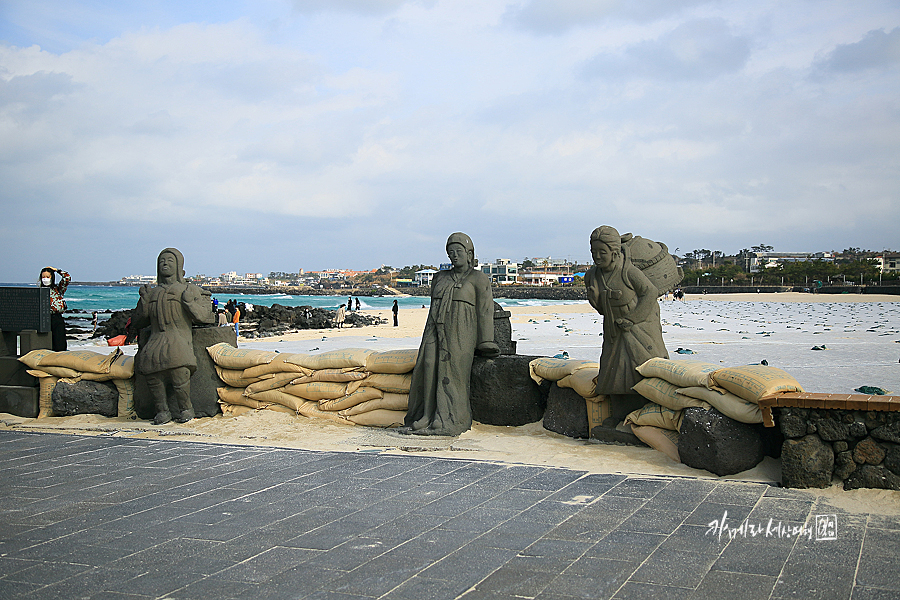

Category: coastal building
[414, 269, 438, 286]
[119, 275, 156, 285]
[749, 252, 834, 273]
[479, 259, 519, 285]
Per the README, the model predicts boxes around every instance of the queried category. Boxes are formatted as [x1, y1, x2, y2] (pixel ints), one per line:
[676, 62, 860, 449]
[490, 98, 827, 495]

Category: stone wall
[778, 407, 900, 490]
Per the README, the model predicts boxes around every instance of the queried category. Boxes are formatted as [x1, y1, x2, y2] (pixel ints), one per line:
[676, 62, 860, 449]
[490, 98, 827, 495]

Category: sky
[1, 0, 898, 282]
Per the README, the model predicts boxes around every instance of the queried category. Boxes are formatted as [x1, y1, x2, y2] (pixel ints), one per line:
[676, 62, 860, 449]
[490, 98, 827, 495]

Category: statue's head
[446, 232, 475, 270]
[157, 248, 185, 283]
[590, 226, 622, 270]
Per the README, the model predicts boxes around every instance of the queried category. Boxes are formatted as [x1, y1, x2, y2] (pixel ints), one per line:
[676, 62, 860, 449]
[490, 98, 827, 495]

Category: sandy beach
[5, 292, 899, 512]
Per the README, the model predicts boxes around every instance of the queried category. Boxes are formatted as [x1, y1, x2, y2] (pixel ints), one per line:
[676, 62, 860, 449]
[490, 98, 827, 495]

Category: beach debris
[552, 351, 570, 359]
[811, 345, 827, 351]
[760, 360, 768, 366]
[854, 386, 890, 395]
[674, 348, 694, 354]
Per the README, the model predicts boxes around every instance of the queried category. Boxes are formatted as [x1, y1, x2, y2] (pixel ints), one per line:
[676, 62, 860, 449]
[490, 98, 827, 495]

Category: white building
[414, 269, 438, 286]
[749, 252, 834, 273]
[479, 259, 519, 284]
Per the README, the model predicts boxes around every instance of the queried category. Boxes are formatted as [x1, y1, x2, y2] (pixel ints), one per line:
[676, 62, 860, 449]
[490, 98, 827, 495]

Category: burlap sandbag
[358, 373, 412, 394]
[558, 368, 599, 399]
[216, 366, 265, 388]
[207, 343, 277, 369]
[345, 409, 407, 428]
[710, 365, 804, 404]
[528, 358, 597, 385]
[624, 402, 683, 431]
[632, 378, 712, 411]
[338, 393, 408, 416]
[292, 368, 369, 383]
[112, 378, 138, 419]
[27, 370, 58, 418]
[586, 396, 611, 432]
[247, 388, 306, 411]
[241, 355, 312, 379]
[220, 402, 254, 417]
[677, 387, 763, 424]
[365, 349, 418, 374]
[318, 387, 383, 411]
[283, 348, 376, 370]
[630, 425, 680, 462]
[296, 400, 353, 424]
[20, 348, 133, 378]
[217, 386, 275, 409]
[24, 364, 81, 379]
[636, 358, 720, 390]
[243, 372, 301, 396]
[282, 381, 349, 401]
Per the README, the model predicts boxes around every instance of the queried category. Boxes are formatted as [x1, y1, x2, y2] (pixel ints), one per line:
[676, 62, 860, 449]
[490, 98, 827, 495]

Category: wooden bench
[759, 392, 900, 427]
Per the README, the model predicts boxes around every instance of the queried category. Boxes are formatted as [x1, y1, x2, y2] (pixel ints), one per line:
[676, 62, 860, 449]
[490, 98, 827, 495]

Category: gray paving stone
[690, 570, 777, 600]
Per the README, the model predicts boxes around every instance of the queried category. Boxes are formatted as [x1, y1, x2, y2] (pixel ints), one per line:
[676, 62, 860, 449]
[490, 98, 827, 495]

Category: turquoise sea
[0, 284, 584, 315]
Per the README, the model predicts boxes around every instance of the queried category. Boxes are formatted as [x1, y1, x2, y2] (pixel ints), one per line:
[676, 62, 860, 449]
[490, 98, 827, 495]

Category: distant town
[117, 246, 900, 290]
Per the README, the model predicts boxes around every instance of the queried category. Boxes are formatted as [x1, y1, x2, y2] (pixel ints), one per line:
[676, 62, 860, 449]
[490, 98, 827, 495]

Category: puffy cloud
[814, 27, 900, 74]
[582, 18, 751, 81]
[503, 0, 714, 34]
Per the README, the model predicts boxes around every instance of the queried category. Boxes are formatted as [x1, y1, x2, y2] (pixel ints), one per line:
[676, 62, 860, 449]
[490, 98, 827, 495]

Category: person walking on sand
[39, 266, 70, 351]
[392, 299, 399, 326]
[335, 304, 346, 328]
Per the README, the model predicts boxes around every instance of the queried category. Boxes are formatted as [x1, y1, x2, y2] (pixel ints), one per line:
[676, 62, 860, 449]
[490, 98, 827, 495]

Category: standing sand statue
[133, 248, 215, 424]
[585, 226, 670, 418]
[402, 232, 500, 436]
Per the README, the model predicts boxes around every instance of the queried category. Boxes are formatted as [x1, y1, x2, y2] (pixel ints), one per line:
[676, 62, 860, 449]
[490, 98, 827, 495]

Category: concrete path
[0, 431, 897, 600]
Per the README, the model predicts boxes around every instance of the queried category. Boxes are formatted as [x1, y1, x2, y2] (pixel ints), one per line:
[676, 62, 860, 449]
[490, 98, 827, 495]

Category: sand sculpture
[585, 226, 673, 421]
[133, 248, 215, 424]
[402, 232, 500, 436]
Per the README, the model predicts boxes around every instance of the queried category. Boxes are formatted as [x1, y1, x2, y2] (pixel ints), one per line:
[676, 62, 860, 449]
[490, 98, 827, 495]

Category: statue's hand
[476, 341, 501, 358]
[615, 318, 633, 331]
[138, 284, 150, 299]
[182, 285, 200, 304]
[609, 289, 623, 300]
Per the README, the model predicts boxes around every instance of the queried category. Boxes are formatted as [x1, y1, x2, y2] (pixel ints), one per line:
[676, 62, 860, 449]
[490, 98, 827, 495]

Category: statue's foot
[176, 409, 195, 423]
[152, 411, 172, 425]
[410, 426, 461, 437]
[395, 426, 414, 435]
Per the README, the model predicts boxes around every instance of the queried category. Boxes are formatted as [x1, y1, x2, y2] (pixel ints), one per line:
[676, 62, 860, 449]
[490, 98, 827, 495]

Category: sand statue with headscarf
[585, 226, 669, 420]
[403, 232, 500, 436]
[133, 248, 215, 425]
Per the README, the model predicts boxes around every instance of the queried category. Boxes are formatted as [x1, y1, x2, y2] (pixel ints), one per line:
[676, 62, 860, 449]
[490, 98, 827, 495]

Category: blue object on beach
[552, 351, 569, 359]
[674, 348, 694, 354]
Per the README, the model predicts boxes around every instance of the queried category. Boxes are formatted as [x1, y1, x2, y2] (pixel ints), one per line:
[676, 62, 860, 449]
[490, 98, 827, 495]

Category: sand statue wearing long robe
[585, 226, 668, 397]
[403, 233, 500, 436]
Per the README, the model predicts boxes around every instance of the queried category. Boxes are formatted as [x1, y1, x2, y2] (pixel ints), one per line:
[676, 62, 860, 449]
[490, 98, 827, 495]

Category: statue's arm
[585, 268, 603, 314]
[132, 285, 152, 330]
[624, 265, 658, 325]
[474, 273, 500, 357]
[183, 285, 215, 324]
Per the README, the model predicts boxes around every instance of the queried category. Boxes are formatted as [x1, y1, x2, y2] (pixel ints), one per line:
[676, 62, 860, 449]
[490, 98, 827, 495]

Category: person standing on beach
[232, 303, 241, 337]
[355, 297, 361, 311]
[91, 311, 99, 335]
[39, 266, 70, 351]
[335, 304, 346, 328]
[392, 299, 399, 326]
[348, 295, 353, 312]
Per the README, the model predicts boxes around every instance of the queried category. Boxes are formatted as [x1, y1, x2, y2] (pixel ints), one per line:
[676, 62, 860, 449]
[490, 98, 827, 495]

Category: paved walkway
[0, 431, 897, 600]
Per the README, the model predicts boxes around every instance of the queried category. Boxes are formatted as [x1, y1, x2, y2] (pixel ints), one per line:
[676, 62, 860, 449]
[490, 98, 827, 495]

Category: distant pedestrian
[39, 266, 70, 351]
[232, 304, 241, 337]
[91, 311, 98, 335]
[348, 296, 353, 311]
[336, 304, 346, 328]
[392, 300, 399, 327]
[217, 310, 228, 327]
[355, 297, 361, 311]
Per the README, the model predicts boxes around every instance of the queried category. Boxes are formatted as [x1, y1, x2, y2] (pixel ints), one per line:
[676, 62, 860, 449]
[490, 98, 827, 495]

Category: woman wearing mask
[39, 266, 70, 351]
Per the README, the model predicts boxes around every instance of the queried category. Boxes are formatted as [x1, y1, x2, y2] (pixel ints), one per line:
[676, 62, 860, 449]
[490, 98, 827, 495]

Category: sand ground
[4, 292, 899, 513]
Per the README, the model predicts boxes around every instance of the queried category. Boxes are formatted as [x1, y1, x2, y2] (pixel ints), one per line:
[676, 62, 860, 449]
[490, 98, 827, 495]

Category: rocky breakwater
[94, 304, 387, 341]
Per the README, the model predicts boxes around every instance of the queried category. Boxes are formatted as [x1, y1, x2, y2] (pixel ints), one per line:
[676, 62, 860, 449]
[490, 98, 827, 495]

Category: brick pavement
[0, 431, 897, 600]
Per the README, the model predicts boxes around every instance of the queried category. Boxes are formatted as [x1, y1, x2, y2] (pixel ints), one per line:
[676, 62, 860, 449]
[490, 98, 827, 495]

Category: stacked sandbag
[628, 358, 805, 462]
[529, 357, 610, 429]
[18, 348, 137, 419]
[207, 343, 415, 428]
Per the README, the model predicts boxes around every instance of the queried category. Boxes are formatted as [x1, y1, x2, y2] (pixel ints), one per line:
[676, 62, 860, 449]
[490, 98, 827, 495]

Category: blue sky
[1, 0, 898, 281]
